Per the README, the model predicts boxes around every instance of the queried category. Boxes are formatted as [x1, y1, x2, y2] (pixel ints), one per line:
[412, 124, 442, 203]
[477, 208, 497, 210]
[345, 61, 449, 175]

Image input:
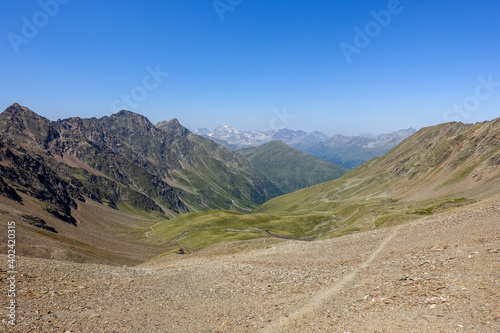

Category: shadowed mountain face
[238, 140, 348, 194]
[0, 103, 282, 225]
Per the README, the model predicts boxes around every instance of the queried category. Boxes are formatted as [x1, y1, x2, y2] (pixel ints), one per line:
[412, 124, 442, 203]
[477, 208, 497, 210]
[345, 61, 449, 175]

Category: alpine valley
[1, 102, 498, 262]
[0, 104, 499, 332]
[150, 116, 500, 252]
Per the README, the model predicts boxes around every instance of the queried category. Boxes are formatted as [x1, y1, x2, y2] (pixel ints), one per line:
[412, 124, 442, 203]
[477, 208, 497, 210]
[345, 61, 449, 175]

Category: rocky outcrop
[0, 103, 282, 225]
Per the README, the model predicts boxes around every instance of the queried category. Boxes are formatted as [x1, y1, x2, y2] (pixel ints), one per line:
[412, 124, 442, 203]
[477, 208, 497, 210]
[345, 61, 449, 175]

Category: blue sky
[1, 0, 500, 135]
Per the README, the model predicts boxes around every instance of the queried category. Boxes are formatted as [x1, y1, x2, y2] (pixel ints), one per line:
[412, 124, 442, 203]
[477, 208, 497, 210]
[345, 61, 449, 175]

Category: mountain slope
[238, 141, 348, 193]
[155, 120, 283, 210]
[0, 103, 281, 263]
[10, 197, 499, 332]
[0, 104, 281, 215]
[257, 119, 500, 214]
[150, 118, 500, 251]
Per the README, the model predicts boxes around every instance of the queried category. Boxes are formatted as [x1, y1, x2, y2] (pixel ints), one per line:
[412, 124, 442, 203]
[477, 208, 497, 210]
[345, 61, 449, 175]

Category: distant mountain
[192, 125, 329, 150]
[291, 131, 330, 150]
[207, 125, 272, 148]
[192, 128, 211, 136]
[238, 141, 349, 194]
[193, 125, 416, 169]
[0, 104, 282, 225]
[303, 128, 417, 169]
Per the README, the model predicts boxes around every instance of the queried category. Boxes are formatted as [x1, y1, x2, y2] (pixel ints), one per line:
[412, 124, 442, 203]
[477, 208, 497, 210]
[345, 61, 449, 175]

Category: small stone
[424, 297, 440, 304]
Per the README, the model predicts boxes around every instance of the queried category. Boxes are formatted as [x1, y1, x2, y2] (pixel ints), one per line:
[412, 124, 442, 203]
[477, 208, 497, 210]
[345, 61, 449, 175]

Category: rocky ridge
[0, 103, 282, 223]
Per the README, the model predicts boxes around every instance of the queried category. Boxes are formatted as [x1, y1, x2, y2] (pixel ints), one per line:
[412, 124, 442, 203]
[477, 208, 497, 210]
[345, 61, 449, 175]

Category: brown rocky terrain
[1, 194, 498, 332]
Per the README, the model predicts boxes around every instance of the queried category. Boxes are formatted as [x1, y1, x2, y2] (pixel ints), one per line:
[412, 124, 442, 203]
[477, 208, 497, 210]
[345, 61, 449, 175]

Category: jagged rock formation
[0, 103, 282, 226]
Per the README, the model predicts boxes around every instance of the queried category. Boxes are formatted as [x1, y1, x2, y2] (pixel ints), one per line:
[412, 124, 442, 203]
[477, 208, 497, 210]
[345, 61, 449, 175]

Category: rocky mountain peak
[0, 103, 57, 146]
[156, 118, 190, 137]
[110, 109, 153, 126]
[2, 103, 45, 120]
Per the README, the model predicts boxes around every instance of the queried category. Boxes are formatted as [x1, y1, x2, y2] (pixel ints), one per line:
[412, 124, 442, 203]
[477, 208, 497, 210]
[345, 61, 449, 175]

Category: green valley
[149, 119, 500, 252]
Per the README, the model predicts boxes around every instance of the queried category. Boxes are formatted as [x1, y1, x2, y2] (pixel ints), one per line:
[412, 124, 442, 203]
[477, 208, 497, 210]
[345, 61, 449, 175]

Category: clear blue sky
[1, 0, 499, 135]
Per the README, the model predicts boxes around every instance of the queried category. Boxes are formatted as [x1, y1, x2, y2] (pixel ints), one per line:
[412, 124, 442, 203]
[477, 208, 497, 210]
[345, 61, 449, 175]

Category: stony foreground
[1, 197, 499, 332]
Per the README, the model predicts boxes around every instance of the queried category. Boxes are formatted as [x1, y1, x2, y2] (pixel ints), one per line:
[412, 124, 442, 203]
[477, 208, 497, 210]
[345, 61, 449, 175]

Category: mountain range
[0, 104, 282, 263]
[0, 104, 285, 216]
[193, 125, 416, 169]
[0, 103, 499, 264]
[151, 117, 500, 251]
[192, 126, 328, 150]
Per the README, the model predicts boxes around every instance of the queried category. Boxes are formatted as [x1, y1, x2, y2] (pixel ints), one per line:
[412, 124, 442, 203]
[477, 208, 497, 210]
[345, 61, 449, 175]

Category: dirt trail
[145, 221, 164, 241]
[1, 197, 498, 332]
[262, 226, 401, 332]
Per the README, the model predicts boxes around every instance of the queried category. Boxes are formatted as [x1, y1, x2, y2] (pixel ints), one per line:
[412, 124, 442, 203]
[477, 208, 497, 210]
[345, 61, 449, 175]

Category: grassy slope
[148, 210, 337, 252]
[159, 132, 283, 212]
[238, 141, 348, 194]
[149, 119, 500, 253]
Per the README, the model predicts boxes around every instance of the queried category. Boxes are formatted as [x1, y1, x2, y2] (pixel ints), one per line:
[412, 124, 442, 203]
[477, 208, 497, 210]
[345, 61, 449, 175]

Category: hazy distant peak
[192, 128, 211, 136]
[193, 123, 416, 154]
[211, 124, 240, 135]
[308, 130, 329, 138]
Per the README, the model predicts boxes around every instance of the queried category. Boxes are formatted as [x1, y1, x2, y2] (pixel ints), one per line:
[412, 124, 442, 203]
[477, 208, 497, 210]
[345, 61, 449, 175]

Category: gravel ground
[1, 197, 499, 332]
